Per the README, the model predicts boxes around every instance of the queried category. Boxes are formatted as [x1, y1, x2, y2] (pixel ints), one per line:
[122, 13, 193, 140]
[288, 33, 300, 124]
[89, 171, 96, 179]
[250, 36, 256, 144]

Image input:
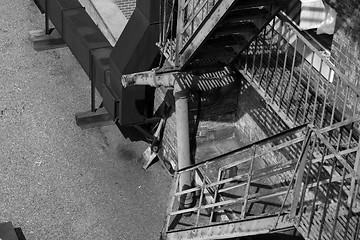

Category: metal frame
[164, 118, 360, 239]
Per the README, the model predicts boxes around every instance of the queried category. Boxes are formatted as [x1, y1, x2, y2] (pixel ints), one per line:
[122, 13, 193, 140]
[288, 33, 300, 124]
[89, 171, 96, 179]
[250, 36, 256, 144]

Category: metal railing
[277, 118, 360, 240]
[164, 118, 360, 239]
[164, 125, 308, 238]
[237, 12, 360, 130]
[158, 0, 220, 67]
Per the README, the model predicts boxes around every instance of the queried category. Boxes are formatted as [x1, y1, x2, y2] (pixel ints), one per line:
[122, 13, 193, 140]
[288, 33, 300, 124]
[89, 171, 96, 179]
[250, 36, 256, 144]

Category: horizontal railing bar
[166, 212, 288, 234]
[177, 124, 308, 173]
[247, 188, 289, 203]
[317, 116, 360, 134]
[219, 135, 304, 171]
[218, 181, 248, 193]
[311, 147, 358, 165]
[174, 186, 201, 196]
[170, 186, 291, 216]
[206, 174, 248, 189]
[306, 173, 354, 189]
[313, 130, 357, 175]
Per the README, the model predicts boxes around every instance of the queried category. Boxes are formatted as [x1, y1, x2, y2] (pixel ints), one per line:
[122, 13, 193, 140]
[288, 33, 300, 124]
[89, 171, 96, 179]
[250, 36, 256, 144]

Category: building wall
[154, 75, 291, 172]
[114, 0, 136, 19]
[326, 0, 360, 86]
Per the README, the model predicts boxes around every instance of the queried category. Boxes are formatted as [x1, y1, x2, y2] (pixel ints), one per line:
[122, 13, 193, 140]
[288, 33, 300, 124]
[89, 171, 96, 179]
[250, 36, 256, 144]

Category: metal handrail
[239, 11, 360, 130]
[277, 11, 360, 97]
[158, 0, 220, 66]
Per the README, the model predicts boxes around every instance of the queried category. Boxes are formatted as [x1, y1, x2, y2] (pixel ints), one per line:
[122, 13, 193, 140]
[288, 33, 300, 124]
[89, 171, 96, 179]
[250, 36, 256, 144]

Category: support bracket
[75, 107, 113, 129]
[29, 28, 66, 51]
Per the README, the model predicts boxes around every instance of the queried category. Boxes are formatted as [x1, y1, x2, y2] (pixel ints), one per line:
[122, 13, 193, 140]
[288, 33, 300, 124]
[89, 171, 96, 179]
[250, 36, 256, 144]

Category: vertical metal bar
[165, 172, 180, 232]
[311, 61, 323, 126]
[190, 1, 194, 36]
[175, 0, 185, 66]
[353, 95, 359, 118]
[320, 69, 332, 128]
[45, 0, 50, 35]
[274, 127, 313, 229]
[290, 130, 312, 218]
[282, 35, 298, 115]
[345, 183, 359, 239]
[348, 136, 360, 206]
[330, 74, 340, 125]
[355, 214, 360, 240]
[297, 137, 316, 227]
[269, 22, 282, 100]
[251, 38, 259, 82]
[257, 28, 266, 86]
[318, 151, 336, 240]
[301, 52, 315, 124]
[307, 140, 326, 238]
[330, 167, 347, 240]
[244, 47, 249, 73]
[241, 147, 256, 219]
[293, 44, 307, 123]
[342, 86, 350, 122]
[264, 18, 277, 94]
[272, 24, 289, 106]
[195, 163, 208, 226]
[209, 168, 224, 223]
[90, 52, 96, 112]
[160, 0, 164, 45]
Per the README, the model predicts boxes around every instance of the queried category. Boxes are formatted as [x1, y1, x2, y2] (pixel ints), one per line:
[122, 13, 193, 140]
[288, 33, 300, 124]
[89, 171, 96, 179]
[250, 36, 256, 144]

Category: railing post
[289, 130, 312, 218]
[241, 146, 256, 219]
[348, 136, 360, 206]
[175, 0, 185, 67]
[174, 80, 193, 209]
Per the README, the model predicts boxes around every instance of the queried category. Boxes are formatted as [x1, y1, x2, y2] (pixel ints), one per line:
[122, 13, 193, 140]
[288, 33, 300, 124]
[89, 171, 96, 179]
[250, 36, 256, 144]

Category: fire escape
[155, 0, 360, 239]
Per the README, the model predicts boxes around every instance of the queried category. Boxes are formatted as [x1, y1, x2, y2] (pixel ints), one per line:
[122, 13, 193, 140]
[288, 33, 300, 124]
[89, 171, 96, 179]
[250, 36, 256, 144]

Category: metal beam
[166, 214, 292, 240]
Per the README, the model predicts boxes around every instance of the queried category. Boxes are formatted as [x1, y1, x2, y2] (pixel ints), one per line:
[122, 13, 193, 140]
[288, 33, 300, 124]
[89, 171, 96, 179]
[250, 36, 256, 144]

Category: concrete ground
[0, 1, 171, 239]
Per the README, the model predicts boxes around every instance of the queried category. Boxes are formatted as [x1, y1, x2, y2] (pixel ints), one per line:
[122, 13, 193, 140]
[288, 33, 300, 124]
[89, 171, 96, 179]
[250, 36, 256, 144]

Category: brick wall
[154, 75, 291, 172]
[325, 0, 360, 86]
[114, 0, 136, 19]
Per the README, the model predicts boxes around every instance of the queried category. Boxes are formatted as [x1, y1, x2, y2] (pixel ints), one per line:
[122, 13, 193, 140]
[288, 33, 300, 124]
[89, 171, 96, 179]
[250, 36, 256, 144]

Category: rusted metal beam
[121, 69, 176, 88]
[121, 67, 237, 91]
[166, 214, 293, 240]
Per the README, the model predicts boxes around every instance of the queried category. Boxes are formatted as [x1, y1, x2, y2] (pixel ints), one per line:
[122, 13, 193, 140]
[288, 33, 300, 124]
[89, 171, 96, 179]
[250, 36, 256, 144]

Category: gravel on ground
[0, 1, 171, 239]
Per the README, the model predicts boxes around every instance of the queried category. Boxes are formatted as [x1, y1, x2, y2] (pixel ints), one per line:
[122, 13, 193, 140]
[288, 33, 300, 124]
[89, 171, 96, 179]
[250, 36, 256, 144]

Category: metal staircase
[236, 12, 360, 131]
[158, 1, 360, 240]
[163, 120, 360, 239]
[158, 0, 288, 71]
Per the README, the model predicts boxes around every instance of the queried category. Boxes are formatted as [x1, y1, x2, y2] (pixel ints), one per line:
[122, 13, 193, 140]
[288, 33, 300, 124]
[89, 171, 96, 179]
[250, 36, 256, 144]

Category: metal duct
[33, 0, 161, 126]
[108, 0, 161, 126]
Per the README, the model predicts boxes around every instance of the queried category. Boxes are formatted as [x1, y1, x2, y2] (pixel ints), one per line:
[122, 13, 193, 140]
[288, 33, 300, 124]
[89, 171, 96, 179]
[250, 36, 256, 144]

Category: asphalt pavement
[0, 1, 171, 239]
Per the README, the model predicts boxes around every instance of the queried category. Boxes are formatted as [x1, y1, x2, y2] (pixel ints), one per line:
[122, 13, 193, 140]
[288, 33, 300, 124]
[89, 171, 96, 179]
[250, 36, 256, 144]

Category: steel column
[174, 80, 193, 208]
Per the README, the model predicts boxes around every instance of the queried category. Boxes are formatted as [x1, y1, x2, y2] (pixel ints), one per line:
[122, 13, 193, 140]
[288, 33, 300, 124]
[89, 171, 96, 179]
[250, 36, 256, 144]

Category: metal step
[181, 1, 288, 70]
